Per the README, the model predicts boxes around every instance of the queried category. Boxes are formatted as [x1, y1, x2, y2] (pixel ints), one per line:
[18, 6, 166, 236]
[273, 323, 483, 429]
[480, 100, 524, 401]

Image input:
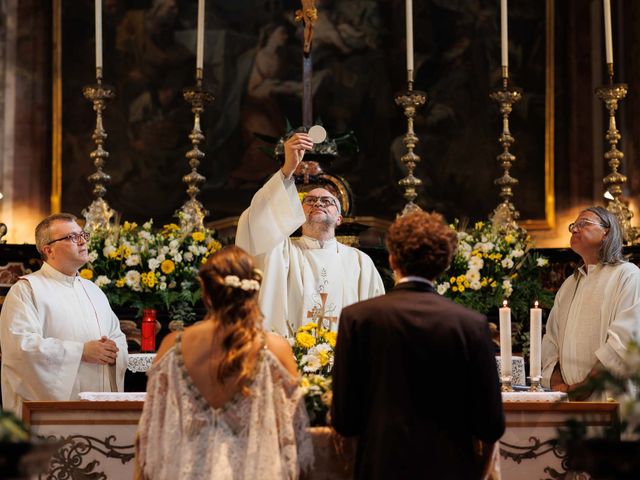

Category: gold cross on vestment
[306, 292, 338, 332]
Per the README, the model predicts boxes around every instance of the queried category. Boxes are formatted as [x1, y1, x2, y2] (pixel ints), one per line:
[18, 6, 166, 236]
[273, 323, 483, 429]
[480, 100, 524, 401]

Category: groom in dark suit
[331, 210, 505, 479]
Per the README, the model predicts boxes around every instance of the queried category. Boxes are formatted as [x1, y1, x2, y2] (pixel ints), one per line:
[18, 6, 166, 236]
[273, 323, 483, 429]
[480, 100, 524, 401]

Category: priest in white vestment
[236, 132, 385, 335]
[542, 207, 640, 400]
[0, 213, 128, 416]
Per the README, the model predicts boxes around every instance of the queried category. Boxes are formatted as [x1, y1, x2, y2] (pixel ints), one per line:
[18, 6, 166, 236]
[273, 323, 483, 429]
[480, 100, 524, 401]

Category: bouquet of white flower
[435, 220, 553, 353]
[291, 322, 337, 425]
[83, 219, 222, 318]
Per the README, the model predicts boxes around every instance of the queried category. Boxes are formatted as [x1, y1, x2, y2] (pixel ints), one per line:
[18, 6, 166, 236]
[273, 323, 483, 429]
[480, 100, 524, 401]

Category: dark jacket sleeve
[468, 318, 506, 443]
[331, 308, 364, 437]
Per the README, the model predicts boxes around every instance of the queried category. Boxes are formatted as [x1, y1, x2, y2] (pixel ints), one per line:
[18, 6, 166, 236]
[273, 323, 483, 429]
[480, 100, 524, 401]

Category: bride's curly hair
[198, 245, 264, 395]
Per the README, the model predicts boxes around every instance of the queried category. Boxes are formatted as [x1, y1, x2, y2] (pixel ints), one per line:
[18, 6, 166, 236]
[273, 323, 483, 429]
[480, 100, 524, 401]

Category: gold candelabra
[82, 68, 115, 232]
[177, 68, 214, 232]
[596, 64, 638, 243]
[394, 81, 426, 215]
[489, 75, 522, 229]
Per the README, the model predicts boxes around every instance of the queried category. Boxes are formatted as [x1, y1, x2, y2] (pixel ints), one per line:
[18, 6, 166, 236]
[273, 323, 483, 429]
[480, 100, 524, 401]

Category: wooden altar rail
[22, 400, 619, 480]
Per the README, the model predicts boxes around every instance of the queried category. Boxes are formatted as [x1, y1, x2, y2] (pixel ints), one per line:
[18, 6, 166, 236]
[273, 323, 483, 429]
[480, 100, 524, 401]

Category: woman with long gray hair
[541, 206, 640, 400]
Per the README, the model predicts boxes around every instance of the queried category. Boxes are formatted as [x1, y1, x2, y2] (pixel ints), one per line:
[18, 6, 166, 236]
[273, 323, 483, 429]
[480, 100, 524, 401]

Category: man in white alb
[0, 213, 128, 415]
[236, 132, 385, 335]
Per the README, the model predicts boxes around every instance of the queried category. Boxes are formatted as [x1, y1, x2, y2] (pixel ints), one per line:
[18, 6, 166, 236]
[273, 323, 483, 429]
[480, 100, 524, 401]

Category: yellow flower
[504, 234, 514, 244]
[319, 350, 330, 366]
[298, 192, 308, 203]
[300, 377, 311, 389]
[323, 331, 337, 348]
[491, 281, 497, 288]
[122, 221, 138, 232]
[80, 269, 93, 280]
[475, 221, 484, 230]
[115, 278, 126, 288]
[449, 276, 456, 283]
[296, 332, 316, 349]
[207, 240, 222, 252]
[300, 323, 317, 332]
[161, 223, 180, 237]
[458, 285, 466, 292]
[141, 271, 157, 288]
[452, 286, 458, 292]
[456, 275, 465, 283]
[161, 259, 175, 275]
[191, 231, 205, 242]
[108, 250, 118, 259]
[122, 247, 132, 259]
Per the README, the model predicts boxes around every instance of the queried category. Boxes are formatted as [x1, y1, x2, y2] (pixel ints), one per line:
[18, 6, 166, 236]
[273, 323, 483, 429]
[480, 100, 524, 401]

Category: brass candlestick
[596, 72, 638, 243]
[177, 68, 214, 232]
[489, 76, 522, 229]
[82, 70, 115, 232]
[394, 82, 427, 215]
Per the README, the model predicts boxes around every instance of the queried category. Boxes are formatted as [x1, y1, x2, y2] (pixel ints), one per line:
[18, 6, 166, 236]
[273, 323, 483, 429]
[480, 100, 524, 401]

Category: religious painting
[55, 0, 555, 228]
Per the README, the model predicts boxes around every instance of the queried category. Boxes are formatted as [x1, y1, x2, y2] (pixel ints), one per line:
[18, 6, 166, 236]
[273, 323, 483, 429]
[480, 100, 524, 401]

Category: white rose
[468, 256, 484, 271]
[125, 254, 141, 266]
[88, 251, 98, 263]
[148, 258, 160, 271]
[159, 282, 167, 291]
[301, 354, 321, 373]
[125, 270, 141, 289]
[169, 239, 179, 249]
[501, 258, 514, 269]
[184, 252, 194, 261]
[173, 252, 183, 263]
[470, 280, 482, 291]
[466, 269, 481, 283]
[95, 275, 111, 288]
[502, 279, 513, 297]
[536, 257, 549, 267]
[188, 245, 199, 254]
[436, 282, 450, 295]
[512, 249, 525, 258]
[103, 245, 116, 257]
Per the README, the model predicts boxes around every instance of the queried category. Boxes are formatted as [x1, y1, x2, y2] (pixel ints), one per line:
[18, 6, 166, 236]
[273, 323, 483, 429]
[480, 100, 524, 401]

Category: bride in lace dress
[136, 245, 314, 479]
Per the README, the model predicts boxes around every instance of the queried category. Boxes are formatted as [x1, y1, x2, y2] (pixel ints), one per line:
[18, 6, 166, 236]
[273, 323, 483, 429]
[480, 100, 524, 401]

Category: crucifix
[306, 292, 338, 333]
[294, 0, 317, 128]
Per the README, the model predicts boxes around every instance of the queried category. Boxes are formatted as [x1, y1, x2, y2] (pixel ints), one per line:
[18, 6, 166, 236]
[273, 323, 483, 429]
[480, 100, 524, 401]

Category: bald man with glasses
[236, 132, 384, 335]
[0, 213, 128, 415]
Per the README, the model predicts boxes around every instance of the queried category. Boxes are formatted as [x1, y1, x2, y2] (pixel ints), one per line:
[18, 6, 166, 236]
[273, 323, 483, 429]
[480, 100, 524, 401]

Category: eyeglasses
[568, 219, 606, 233]
[302, 195, 338, 208]
[47, 231, 90, 245]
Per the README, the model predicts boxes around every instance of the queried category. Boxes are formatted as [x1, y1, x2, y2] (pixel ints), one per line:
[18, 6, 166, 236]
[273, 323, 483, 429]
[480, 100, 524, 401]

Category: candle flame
[534, 300, 539, 308]
[502, 300, 508, 307]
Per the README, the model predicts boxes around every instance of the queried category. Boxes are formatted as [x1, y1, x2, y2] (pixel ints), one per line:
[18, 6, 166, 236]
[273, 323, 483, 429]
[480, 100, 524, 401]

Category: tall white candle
[405, 0, 414, 80]
[499, 300, 512, 379]
[530, 301, 542, 380]
[196, 0, 205, 71]
[95, 0, 102, 71]
[500, 0, 508, 68]
[603, 0, 613, 64]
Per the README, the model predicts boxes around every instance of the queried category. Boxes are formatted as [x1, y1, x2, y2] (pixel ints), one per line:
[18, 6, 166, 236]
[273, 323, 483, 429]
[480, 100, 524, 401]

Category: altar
[21, 399, 618, 479]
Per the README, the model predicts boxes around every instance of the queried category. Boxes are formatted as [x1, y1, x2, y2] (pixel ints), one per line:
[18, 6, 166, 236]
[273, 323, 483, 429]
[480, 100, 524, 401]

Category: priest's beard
[303, 215, 337, 240]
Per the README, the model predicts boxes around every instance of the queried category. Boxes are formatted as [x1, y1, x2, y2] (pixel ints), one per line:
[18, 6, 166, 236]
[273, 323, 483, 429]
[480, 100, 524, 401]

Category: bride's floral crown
[223, 271, 261, 292]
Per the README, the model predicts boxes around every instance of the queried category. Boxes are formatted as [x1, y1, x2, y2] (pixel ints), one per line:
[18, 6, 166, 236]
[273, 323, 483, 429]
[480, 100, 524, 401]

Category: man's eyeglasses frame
[46, 231, 90, 246]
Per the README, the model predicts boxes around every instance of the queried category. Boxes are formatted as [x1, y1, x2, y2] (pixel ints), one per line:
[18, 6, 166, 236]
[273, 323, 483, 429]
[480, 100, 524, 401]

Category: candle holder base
[500, 377, 514, 392]
[529, 377, 544, 392]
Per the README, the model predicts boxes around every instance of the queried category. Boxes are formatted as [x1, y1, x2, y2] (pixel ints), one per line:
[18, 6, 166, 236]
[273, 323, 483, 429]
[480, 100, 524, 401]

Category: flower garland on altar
[435, 220, 553, 353]
[83, 218, 222, 319]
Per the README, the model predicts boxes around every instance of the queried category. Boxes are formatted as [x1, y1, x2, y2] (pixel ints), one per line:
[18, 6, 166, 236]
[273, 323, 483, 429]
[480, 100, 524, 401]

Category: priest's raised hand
[281, 132, 313, 179]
